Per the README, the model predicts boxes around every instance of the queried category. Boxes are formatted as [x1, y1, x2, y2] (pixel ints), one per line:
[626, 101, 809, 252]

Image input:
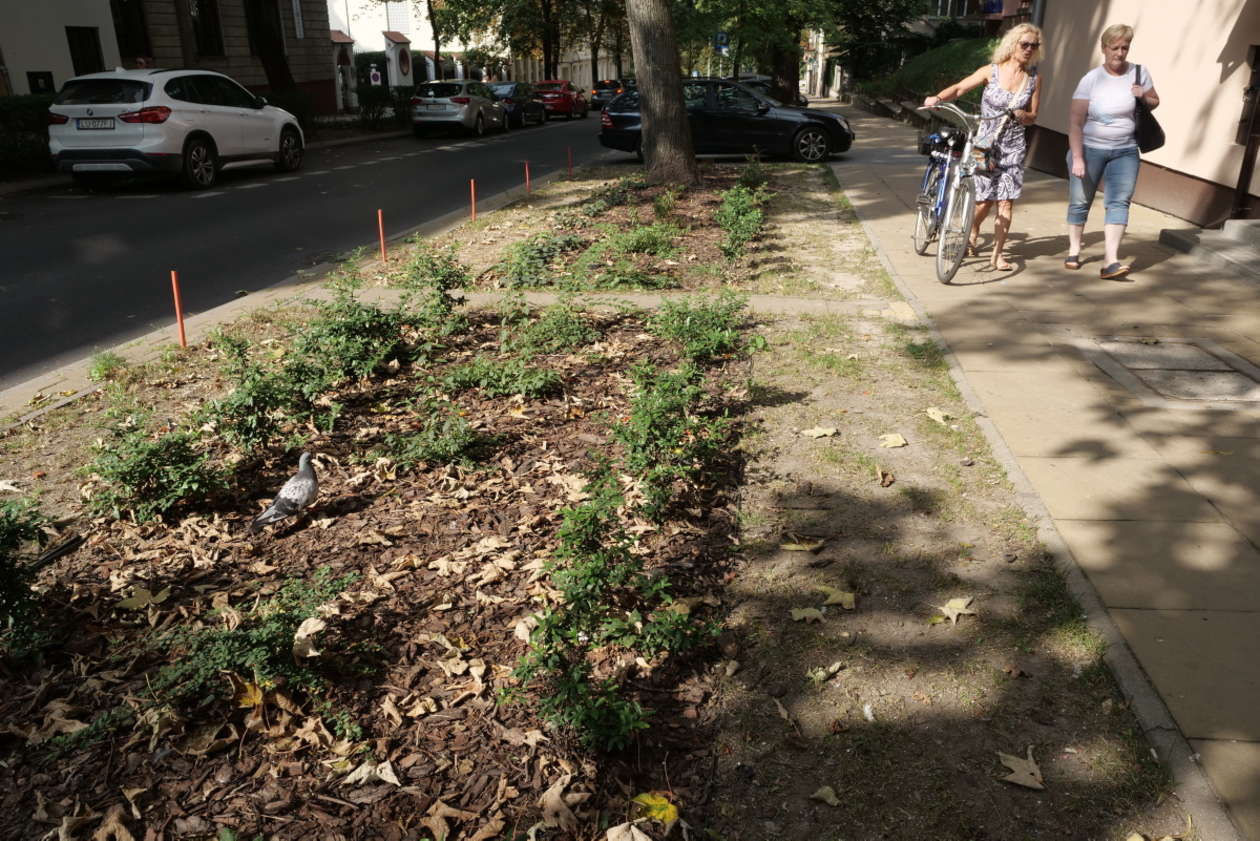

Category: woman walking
[923, 23, 1043, 271]
[1065, 23, 1161, 279]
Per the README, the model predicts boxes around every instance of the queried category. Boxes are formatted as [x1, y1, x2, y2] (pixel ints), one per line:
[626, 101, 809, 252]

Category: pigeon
[248, 452, 318, 534]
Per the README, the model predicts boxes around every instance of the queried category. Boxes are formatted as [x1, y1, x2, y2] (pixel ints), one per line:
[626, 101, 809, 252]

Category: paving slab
[1056, 520, 1260, 610]
[1111, 609, 1260, 740]
[1191, 740, 1260, 841]
[1018, 457, 1223, 522]
[1097, 340, 1234, 371]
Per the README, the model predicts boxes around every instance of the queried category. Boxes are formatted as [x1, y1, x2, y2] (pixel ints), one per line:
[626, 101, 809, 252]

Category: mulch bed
[0, 310, 748, 840]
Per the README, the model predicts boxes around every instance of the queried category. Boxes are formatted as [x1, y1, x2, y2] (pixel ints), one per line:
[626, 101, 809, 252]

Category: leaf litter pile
[1, 164, 1189, 841]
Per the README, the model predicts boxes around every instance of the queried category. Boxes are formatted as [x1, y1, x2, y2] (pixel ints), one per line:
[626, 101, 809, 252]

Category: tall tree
[626, 0, 698, 184]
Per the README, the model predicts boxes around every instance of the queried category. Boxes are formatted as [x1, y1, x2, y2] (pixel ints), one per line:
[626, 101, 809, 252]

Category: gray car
[410, 80, 506, 137]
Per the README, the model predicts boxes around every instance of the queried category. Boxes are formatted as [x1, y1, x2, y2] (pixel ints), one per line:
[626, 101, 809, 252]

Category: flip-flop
[1064, 255, 1081, 270]
[1100, 262, 1131, 279]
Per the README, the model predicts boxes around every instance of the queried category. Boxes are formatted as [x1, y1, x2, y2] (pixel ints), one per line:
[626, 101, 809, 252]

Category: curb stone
[829, 158, 1245, 841]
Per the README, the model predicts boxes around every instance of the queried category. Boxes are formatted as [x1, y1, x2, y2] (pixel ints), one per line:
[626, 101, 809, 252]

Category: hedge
[0, 94, 55, 176]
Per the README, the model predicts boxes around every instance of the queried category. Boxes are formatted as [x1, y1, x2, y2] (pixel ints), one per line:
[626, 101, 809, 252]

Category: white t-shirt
[1072, 64, 1154, 150]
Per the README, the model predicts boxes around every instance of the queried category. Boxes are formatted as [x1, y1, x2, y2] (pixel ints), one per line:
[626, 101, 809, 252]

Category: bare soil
[0, 163, 1187, 841]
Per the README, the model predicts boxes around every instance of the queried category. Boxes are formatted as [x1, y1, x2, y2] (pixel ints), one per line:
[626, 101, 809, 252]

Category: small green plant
[0, 498, 48, 651]
[203, 332, 293, 454]
[87, 351, 129, 383]
[581, 177, 646, 217]
[87, 398, 227, 522]
[647, 290, 761, 363]
[499, 232, 587, 287]
[370, 398, 482, 467]
[653, 186, 683, 219]
[501, 302, 598, 356]
[290, 285, 405, 386]
[150, 568, 355, 708]
[398, 241, 470, 333]
[737, 156, 770, 189]
[439, 356, 561, 398]
[714, 184, 771, 258]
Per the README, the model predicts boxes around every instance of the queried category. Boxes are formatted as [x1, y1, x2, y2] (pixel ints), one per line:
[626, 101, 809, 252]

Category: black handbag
[1133, 64, 1165, 153]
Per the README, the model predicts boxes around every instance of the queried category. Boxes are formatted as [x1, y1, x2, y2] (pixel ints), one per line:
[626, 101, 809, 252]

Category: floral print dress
[974, 63, 1036, 201]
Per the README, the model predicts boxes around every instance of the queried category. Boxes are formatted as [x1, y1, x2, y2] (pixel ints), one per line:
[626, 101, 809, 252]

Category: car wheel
[181, 136, 218, 189]
[473, 114, 485, 137]
[565, 107, 573, 121]
[501, 112, 511, 132]
[793, 126, 830, 163]
[274, 126, 303, 172]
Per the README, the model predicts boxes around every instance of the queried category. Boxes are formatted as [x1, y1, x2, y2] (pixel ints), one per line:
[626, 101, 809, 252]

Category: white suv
[48, 68, 304, 189]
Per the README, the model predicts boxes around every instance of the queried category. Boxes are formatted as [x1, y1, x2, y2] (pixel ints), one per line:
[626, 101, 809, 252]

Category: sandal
[990, 258, 1015, 271]
[1100, 262, 1131, 279]
[1064, 255, 1081, 270]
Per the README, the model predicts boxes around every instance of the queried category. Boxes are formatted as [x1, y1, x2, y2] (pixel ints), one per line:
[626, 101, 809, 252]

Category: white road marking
[191, 191, 226, 198]
[50, 195, 90, 200]
[307, 169, 331, 175]
[436, 145, 457, 151]
[117, 195, 160, 199]
[333, 165, 357, 170]
[274, 176, 300, 182]
[234, 183, 267, 189]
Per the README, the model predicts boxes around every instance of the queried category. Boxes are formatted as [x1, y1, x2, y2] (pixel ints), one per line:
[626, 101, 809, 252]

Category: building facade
[0, 0, 337, 113]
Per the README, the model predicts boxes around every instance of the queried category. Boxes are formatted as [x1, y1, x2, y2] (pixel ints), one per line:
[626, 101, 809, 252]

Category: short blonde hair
[992, 23, 1044, 65]
[1100, 24, 1134, 47]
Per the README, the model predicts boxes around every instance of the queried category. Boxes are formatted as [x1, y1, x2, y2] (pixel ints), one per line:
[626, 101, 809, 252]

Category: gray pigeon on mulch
[248, 452, 318, 535]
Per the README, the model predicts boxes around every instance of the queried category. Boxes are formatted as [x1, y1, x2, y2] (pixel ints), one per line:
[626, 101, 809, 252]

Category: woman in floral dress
[923, 23, 1043, 271]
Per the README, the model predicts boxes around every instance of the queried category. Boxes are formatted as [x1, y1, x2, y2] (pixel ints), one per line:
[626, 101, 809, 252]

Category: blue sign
[714, 31, 729, 49]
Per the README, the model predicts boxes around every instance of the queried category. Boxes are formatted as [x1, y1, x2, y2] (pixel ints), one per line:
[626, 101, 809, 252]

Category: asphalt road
[0, 116, 625, 391]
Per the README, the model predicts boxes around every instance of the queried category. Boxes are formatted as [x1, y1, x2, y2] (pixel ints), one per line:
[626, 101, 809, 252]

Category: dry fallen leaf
[876, 465, 895, 487]
[540, 774, 579, 832]
[293, 616, 327, 658]
[790, 608, 824, 623]
[225, 674, 264, 709]
[116, 587, 171, 610]
[879, 433, 908, 448]
[90, 804, 136, 841]
[0, 479, 21, 493]
[420, 800, 479, 841]
[780, 536, 825, 553]
[607, 823, 655, 841]
[925, 406, 951, 426]
[816, 586, 855, 610]
[936, 596, 977, 625]
[632, 792, 679, 829]
[801, 426, 838, 439]
[810, 786, 840, 807]
[998, 745, 1045, 790]
[342, 759, 401, 787]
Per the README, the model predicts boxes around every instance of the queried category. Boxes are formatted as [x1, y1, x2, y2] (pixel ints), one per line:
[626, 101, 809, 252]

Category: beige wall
[0, 0, 124, 94]
[1039, 0, 1260, 196]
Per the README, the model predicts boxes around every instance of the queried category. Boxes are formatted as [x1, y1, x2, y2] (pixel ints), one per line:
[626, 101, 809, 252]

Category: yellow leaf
[632, 792, 679, 826]
[810, 785, 840, 807]
[790, 608, 824, 623]
[801, 426, 838, 439]
[225, 673, 264, 708]
[936, 596, 976, 625]
[816, 586, 855, 609]
[780, 536, 825, 553]
[879, 433, 908, 448]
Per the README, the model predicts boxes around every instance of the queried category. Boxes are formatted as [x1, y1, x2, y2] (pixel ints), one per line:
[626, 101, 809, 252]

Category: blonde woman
[923, 23, 1043, 270]
[1065, 24, 1160, 279]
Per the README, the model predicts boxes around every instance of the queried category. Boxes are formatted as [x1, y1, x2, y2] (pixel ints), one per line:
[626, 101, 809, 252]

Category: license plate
[424, 104, 444, 111]
[77, 118, 114, 130]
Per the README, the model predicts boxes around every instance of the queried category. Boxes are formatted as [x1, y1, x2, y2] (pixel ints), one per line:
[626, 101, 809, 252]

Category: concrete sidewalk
[831, 107, 1260, 840]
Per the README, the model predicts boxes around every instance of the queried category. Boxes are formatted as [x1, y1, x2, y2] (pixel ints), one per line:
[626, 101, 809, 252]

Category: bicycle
[912, 103, 981, 283]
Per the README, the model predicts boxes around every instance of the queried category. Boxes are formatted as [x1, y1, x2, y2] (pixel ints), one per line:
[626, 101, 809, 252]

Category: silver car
[410, 80, 506, 137]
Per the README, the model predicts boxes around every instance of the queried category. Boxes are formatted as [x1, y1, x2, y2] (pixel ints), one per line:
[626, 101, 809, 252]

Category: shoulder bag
[1133, 64, 1165, 153]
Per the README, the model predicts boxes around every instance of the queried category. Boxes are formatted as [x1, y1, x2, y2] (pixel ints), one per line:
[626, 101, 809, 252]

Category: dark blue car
[490, 81, 548, 128]
[598, 78, 852, 163]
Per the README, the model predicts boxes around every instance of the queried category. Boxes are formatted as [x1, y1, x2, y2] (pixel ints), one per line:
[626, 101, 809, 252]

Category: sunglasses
[1018, 41, 1041, 49]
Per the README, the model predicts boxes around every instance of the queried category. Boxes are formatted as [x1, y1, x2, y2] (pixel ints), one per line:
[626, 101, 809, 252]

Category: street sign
[714, 31, 729, 49]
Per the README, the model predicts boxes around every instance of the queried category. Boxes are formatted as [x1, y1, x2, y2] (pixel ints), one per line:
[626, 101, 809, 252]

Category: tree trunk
[768, 23, 802, 104]
[625, 0, 699, 184]
[243, 0, 296, 92]
[589, 39, 601, 88]
[612, 25, 624, 78]
[426, 0, 442, 79]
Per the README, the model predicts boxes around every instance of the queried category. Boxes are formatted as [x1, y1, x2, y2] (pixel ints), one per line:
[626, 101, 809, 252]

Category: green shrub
[398, 241, 469, 333]
[714, 184, 770, 258]
[858, 37, 996, 106]
[87, 351, 130, 383]
[653, 186, 683, 219]
[581, 178, 646, 217]
[498, 232, 587, 287]
[440, 356, 561, 398]
[203, 332, 296, 454]
[647, 290, 761, 363]
[370, 398, 481, 467]
[0, 94, 56, 176]
[0, 499, 48, 650]
[355, 84, 391, 129]
[737, 157, 769, 190]
[290, 283, 404, 385]
[389, 85, 415, 128]
[501, 302, 598, 356]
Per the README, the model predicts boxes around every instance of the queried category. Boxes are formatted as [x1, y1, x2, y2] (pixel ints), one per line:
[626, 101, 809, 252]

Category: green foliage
[613, 363, 731, 518]
[440, 356, 561, 398]
[398, 241, 470, 333]
[498, 232, 587, 287]
[501, 302, 598, 356]
[581, 177, 646, 217]
[87, 351, 130, 383]
[737, 158, 770, 190]
[150, 568, 355, 708]
[390, 85, 416, 128]
[653, 186, 683, 219]
[859, 37, 996, 105]
[203, 332, 294, 454]
[0, 93, 56, 175]
[714, 185, 770, 259]
[647, 290, 760, 363]
[87, 399, 227, 522]
[0, 499, 48, 650]
[291, 282, 405, 386]
[370, 397, 482, 467]
[568, 223, 680, 290]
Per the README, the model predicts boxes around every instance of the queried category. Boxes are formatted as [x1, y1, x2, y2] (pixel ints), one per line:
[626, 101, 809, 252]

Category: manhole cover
[1074, 337, 1260, 409]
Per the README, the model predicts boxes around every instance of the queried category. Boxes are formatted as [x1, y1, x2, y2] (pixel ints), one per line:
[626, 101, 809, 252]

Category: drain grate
[1078, 338, 1260, 409]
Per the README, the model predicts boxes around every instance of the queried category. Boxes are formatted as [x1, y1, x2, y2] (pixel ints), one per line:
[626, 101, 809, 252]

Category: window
[55, 78, 151, 104]
[682, 82, 708, 110]
[65, 27, 105, 76]
[110, 0, 152, 62]
[189, 0, 224, 57]
[714, 83, 759, 112]
[213, 77, 260, 108]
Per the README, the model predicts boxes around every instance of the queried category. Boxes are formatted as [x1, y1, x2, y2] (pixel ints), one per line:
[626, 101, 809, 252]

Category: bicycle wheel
[936, 172, 976, 284]
[912, 167, 941, 256]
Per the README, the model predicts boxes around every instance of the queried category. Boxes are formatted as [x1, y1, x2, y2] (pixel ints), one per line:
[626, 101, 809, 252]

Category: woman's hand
[1071, 157, 1086, 179]
[922, 95, 941, 108]
[1130, 84, 1145, 97]
[1012, 108, 1035, 126]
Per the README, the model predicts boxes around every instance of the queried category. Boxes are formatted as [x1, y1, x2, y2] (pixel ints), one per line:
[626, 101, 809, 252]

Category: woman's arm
[1014, 74, 1041, 125]
[1068, 98, 1089, 177]
[922, 65, 991, 107]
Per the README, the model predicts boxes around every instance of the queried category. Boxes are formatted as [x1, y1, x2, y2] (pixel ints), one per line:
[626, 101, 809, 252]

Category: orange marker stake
[169, 270, 187, 348]
[377, 208, 386, 263]
[525, 160, 531, 194]
[470, 179, 477, 220]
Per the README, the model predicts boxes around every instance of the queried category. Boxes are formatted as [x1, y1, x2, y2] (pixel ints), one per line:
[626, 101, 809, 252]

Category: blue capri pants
[1066, 145, 1140, 226]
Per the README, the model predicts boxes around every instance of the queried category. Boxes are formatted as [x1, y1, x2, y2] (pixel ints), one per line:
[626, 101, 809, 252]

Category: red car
[534, 80, 589, 119]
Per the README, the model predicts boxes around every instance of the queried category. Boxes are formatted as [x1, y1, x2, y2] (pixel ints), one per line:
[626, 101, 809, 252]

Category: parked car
[735, 74, 809, 107]
[534, 80, 589, 119]
[598, 78, 852, 163]
[410, 80, 506, 136]
[47, 68, 304, 190]
[590, 79, 630, 109]
[489, 81, 548, 128]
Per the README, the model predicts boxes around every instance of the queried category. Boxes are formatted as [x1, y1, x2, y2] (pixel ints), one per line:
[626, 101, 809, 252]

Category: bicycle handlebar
[916, 102, 979, 134]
